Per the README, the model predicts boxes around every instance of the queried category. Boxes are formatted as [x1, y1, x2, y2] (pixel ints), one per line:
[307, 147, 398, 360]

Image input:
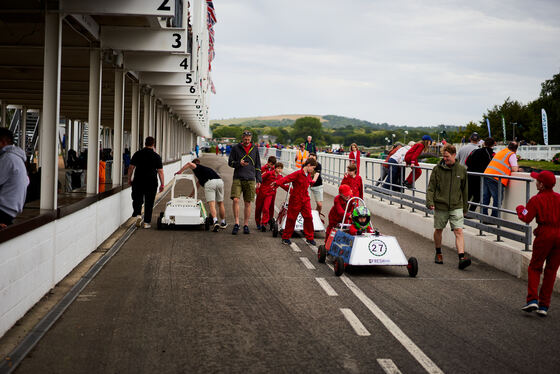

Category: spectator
[295, 143, 309, 169]
[482, 141, 521, 219]
[341, 163, 363, 199]
[426, 144, 471, 269]
[465, 138, 495, 211]
[304, 135, 317, 154]
[0, 128, 29, 228]
[349, 143, 361, 175]
[273, 158, 317, 245]
[123, 148, 131, 175]
[127, 136, 164, 229]
[220, 144, 226, 157]
[461, 136, 466, 144]
[517, 171, 560, 317]
[195, 144, 199, 158]
[175, 158, 227, 232]
[308, 153, 323, 215]
[225, 144, 231, 156]
[384, 142, 412, 191]
[376, 142, 402, 186]
[215, 144, 220, 156]
[457, 132, 480, 166]
[228, 130, 262, 235]
[403, 135, 432, 189]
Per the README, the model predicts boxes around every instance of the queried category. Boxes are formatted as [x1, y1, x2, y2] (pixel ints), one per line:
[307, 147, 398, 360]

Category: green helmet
[352, 206, 371, 229]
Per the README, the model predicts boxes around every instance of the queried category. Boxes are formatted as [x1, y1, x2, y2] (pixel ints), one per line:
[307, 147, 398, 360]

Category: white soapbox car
[157, 174, 211, 230]
[272, 185, 325, 237]
[317, 197, 418, 277]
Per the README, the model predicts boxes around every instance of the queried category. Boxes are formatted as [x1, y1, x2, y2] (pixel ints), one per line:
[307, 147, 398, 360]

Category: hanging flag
[486, 118, 491, 137]
[209, 76, 216, 94]
[207, 1, 217, 25]
[501, 115, 506, 143]
[542, 109, 549, 145]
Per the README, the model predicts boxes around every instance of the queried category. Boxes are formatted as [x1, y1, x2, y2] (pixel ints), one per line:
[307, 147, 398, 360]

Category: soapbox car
[157, 174, 211, 230]
[317, 197, 418, 277]
[272, 185, 325, 237]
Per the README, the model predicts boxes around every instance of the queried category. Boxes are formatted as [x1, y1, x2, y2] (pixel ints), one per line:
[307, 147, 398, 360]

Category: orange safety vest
[295, 149, 309, 169]
[484, 148, 513, 186]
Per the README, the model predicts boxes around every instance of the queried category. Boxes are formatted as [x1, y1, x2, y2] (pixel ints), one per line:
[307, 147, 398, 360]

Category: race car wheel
[159, 212, 164, 218]
[272, 223, 279, 237]
[317, 245, 326, 263]
[157, 216, 164, 230]
[334, 256, 345, 276]
[204, 216, 212, 231]
[407, 257, 418, 278]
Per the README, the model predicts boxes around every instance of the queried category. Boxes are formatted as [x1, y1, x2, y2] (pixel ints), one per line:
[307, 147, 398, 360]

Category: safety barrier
[258, 147, 534, 251]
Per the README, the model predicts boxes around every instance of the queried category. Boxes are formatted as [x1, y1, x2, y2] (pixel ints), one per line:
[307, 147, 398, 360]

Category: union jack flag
[207, 1, 217, 25]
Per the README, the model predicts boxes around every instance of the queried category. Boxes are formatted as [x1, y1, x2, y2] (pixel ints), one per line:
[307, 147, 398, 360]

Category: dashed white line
[340, 308, 371, 336]
[340, 276, 444, 374]
[299, 257, 316, 270]
[377, 359, 403, 374]
[315, 277, 338, 296]
[290, 242, 301, 252]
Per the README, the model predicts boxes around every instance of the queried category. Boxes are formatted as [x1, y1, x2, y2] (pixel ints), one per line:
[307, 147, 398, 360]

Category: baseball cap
[422, 135, 433, 141]
[530, 170, 556, 189]
[470, 132, 480, 141]
[339, 184, 353, 198]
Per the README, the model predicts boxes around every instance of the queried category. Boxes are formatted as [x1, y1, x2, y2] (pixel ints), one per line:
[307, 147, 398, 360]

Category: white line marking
[290, 242, 301, 252]
[340, 276, 444, 374]
[299, 257, 316, 270]
[340, 308, 371, 336]
[377, 359, 403, 374]
[315, 277, 338, 296]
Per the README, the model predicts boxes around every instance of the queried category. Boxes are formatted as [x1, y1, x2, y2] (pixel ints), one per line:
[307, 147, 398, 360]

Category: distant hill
[211, 114, 324, 126]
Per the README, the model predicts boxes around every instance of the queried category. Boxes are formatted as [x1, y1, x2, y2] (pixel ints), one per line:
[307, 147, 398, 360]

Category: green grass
[518, 160, 560, 171]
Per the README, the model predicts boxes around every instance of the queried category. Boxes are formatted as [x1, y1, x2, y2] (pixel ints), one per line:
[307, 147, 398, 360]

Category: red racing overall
[326, 195, 351, 238]
[517, 188, 560, 308]
[404, 142, 425, 185]
[276, 169, 315, 240]
[341, 174, 363, 199]
[255, 170, 286, 227]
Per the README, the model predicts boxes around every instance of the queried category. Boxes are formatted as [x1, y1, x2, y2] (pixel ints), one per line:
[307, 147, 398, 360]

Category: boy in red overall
[517, 170, 560, 317]
[326, 184, 353, 238]
[272, 158, 317, 245]
[255, 162, 286, 231]
[341, 163, 363, 199]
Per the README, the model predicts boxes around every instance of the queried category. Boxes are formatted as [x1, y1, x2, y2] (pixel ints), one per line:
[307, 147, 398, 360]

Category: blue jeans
[382, 158, 403, 192]
[482, 178, 504, 217]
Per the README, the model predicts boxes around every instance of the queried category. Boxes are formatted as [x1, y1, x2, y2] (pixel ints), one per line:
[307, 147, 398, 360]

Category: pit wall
[0, 154, 193, 338]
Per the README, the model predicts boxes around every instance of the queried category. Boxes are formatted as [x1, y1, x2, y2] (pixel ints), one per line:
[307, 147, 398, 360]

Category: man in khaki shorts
[426, 144, 471, 270]
[175, 159, 226, 232]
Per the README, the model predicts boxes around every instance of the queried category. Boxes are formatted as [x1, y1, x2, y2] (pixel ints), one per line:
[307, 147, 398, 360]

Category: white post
[39, 12, 61, 210]
[155, 103, 162, 152]
[149, 92, 155, 136]
[87, 48, 102, 194]
[131, 82, 139, 154]
[112, 69, 124, 185]
[162, 108, 168, 162]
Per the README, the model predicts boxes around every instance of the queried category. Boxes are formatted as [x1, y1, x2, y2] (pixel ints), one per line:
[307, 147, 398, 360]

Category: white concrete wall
[0, 157, 190, 338]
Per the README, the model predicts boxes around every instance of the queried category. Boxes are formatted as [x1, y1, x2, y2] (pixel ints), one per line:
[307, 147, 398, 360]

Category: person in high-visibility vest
[295, 143, 309, 169]
[482, 142, 521, 218]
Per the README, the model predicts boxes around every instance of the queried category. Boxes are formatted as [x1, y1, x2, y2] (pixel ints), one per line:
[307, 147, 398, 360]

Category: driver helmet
[352, 205, 371, 230]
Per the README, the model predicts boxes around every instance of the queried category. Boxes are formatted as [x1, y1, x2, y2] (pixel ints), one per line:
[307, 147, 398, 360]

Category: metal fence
[258, 147, 533, 251]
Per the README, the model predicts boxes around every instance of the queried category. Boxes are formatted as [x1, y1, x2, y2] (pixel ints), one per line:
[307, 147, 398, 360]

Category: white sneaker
[143, 223, 151, 229]
[135, 215, 143, 227]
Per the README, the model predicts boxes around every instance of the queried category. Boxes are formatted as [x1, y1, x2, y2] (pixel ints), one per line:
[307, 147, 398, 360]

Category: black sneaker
[220, 221, 228, 229]
[434, 253, 443, 264]
[536, 306, 548, 317]
[522, 300, 539, 313]
[243, 225, 250, 234]
[261, 226, 267, 232]
[306, 239, 317, 246]
[212, 222, 220, 232]
[282, 239, 292, 245]
[458, 257, 472, 270]
[232, 224, 239, 235]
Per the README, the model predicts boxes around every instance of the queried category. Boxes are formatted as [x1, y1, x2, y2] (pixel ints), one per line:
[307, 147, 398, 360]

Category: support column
[87, 48, 102, 194]
[39, 12, 61, 210]
[131, 82, 139, 154]
[1, 101, 6, 127]
[20, 106, 27, 150]
[155, 103, 162, 152]
[142, 88, 149, 140]
[112, 69, 124, 185]
[161, 109, 167, 162]
[149, 92, 155, 136]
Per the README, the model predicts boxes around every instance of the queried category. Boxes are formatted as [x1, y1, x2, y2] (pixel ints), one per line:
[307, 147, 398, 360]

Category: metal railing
[257, 147, 533, 251]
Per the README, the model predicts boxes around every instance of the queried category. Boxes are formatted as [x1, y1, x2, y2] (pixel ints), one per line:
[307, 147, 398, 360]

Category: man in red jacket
[326, 184, 353, 238]
[341, 164, 363, 199]
[255, 162, 286, 231]
[517, 170, 560, 317]
[404, 135, 432, 188]
[272, 158, 317, 245]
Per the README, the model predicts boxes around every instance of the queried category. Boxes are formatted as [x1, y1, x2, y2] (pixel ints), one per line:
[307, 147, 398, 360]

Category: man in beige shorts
[426, 144, 471, 270]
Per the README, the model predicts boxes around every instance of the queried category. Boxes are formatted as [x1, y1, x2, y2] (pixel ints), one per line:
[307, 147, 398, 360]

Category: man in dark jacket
[304, 136, 317, 154]
[465, 137, 495, 211]
[426, 144, 471, 269]
[228, 130, 262, 235]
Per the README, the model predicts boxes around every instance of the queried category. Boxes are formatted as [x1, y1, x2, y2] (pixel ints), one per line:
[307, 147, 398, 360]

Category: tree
[291, 117, 323, 144]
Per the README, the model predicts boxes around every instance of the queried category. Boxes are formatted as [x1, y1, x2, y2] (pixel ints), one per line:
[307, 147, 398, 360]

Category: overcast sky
[209, 0, 560, 127]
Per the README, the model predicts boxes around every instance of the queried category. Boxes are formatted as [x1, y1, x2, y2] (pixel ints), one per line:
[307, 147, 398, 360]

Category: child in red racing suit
[256, 156, 277, 226]
[517, 170, 560, 316]
[255, 162, 287, 231]
[326, 184, 353, 238]
[273, 158, 317, 245]
[341, 163, 363, 199]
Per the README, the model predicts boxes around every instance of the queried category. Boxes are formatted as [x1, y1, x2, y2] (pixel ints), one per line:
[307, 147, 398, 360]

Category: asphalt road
[15, 155, 560, 374]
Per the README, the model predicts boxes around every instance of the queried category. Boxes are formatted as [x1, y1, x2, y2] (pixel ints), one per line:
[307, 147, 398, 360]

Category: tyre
[159, 212, 164, 218]
[157, 216, 164, 230]
[204, 216, 212, 231]
[272, 222, 279, 237]
[334, 256, 345, 276]
[317, 245, 326, 263]
[407, 257, 418, 278]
